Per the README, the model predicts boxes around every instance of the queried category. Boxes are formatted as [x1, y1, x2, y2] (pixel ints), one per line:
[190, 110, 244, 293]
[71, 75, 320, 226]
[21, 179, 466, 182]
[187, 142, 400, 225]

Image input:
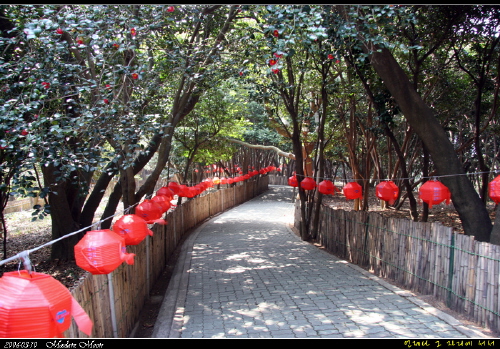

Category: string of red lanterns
[287, 173, 500, 207]
[0, 163, 279, 337]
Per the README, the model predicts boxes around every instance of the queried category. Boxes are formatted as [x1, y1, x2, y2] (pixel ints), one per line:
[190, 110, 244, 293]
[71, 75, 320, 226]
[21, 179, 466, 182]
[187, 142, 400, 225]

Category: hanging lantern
[177, 185, 189, 197]
[179, 185, 196, 198]
[151, 195, 172, 212]
[419, 180, 451, 208]
[318, 180, 338, 195]
[74, 229, 135, 275]
[135, 199, 167, 224]
[0, 270, 93, 338]
[212, 177, 221, 185]
[156, 186, 174, 199]
[220, 177, 227, 185]
[112, 214, 153, 245]
[288, 175, 298, 187]
[301, 177, 317, 191]
[343, 182, 363, 200]
[376, 181, 399, 205]
[167, 182, 181, 195]
[489, 175, 500, 204]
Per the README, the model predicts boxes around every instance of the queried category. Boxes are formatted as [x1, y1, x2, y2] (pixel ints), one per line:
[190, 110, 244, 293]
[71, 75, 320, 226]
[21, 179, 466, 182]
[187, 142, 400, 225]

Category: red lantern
[489, 175, 500, 204]
[212, 177, 221, 185]
[288, 175, 298, 187]
[135, 199, 167, 224]
[220, 177, 228, 185]
[376, 181, 399, 205]
[301, 177, 316, 191]
[167, 181, 181, 195]
[419, 180, 451, 208]
[318, 180, 338, 195]
[156, 186, 174, 199]
[343, 182, 363, 200]
[0, 271, 93, 338]
[151, 195, 172, 212]
[74, 229, 135, 275]
[185, 187, 196, 198]
[112, 214, 153, 245]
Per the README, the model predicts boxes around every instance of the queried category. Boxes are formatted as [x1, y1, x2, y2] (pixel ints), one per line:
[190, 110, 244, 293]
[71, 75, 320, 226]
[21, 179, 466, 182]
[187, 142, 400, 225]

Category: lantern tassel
[71, 298, 93, 336]
[124, 253, 136, 265]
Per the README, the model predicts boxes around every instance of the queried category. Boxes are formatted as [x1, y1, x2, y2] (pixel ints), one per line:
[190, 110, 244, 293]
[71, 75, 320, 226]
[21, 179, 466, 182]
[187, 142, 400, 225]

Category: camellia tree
[0, 4, 242, 260]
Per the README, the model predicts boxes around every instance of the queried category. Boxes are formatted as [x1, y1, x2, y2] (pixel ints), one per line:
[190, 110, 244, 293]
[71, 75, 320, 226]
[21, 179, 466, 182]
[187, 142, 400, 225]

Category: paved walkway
[152, 185, 489, 339]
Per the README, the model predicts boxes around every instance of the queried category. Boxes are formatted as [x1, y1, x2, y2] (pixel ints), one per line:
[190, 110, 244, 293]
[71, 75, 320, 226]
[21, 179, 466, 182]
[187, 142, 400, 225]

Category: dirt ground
[1, 187, 498, 338]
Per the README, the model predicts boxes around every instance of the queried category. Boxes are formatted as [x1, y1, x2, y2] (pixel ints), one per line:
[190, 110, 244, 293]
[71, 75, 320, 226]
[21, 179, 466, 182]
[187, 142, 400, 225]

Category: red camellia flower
[274, 52, 283, 59]
[167, 6, 175, 12]
[113, 43, 119, 49]
[239, 71, 243, 76]
[269, 59, 277, 66]
[21, 129, 28, 136]
[42, 82, 50, 89]
[273, 30, 279, 37]
[56, 28, 63, 34]
[328, 54, 334, 60]
[105, 84, 111, 89]
[104, 99, 109, 104]
[132, 73, 138, 79]
[272, 68, 280, 74]
[77, 38, 84, 45]
[131, 28, 136, 36]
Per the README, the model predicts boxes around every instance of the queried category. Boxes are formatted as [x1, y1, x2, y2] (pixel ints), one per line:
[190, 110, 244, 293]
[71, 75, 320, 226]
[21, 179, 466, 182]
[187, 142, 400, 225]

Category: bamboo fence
[304, 203, 500, 333]
[63, 176, 269, 338]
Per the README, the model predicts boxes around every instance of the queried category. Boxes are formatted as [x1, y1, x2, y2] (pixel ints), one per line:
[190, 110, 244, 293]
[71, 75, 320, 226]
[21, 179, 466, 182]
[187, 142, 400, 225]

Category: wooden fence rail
[299, 203, 500, 333]
[64, 176, 269, 338]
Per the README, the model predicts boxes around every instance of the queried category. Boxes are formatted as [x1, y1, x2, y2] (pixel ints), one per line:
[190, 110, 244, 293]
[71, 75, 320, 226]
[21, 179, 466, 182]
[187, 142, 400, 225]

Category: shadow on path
[144, 185, 490, 339]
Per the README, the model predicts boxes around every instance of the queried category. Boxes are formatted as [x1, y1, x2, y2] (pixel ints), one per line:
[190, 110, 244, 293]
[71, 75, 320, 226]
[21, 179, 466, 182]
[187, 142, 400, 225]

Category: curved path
[152, 185, 489, 339]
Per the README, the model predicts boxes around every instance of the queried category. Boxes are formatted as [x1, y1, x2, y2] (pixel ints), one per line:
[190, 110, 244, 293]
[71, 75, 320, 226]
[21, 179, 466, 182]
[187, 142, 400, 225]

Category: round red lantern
[376, 181, 399, 205]
[419, 180, 451, 208]
[74, 229, 135, 275]
[288, 175, 298, 187]
[212, 177, 221, 185]
[220, 177, 227, 185]
[156, 186, 174, 199]
[0, 270, 93, 338]
[167, 181, 181, 195]
[489, 175, 500, 204]
[112, 214, 153, 245]
[343, 182, 362, 200]
[301, 177, 317, 191]
[151, 195, 172, 212]
[135, 199, 167, 224]
[186, 187, 197, 198]
[318, 180, 338, 195]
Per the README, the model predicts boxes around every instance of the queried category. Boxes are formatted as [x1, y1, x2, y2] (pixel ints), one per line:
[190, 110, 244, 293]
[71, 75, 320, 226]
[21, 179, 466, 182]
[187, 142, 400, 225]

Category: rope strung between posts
[0, 200, 141, 270]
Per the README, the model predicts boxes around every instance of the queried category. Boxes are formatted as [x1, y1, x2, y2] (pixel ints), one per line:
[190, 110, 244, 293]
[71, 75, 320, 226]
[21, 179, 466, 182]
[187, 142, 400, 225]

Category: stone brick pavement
[152, 185, 490, 339]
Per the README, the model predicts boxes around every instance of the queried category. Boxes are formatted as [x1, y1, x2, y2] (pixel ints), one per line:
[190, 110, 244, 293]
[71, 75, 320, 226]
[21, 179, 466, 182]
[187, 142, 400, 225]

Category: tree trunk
[365, 45, 492, 242]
